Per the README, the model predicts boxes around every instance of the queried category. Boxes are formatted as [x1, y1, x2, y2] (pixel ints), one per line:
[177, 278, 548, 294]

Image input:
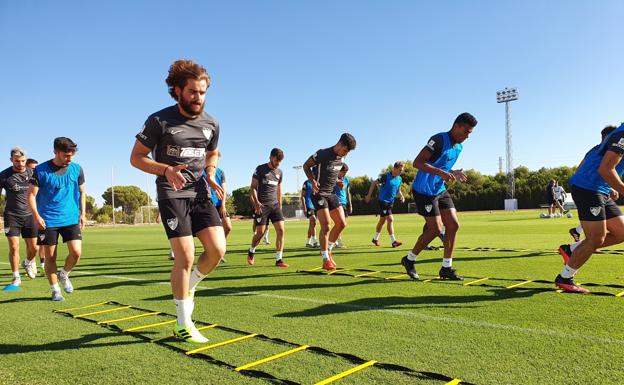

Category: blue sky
[1, 1, 622, 205]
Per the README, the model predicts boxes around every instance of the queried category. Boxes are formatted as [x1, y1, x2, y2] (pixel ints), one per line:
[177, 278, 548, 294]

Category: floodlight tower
[293, 165, 303, 193]
[496, 87, 519, 200]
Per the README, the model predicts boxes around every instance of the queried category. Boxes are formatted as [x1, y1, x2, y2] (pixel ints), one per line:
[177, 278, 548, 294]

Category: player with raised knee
[401, 113, 477, 280]
[366, 161, 405, 248]
[303, 133, 357, 270]
[131, 59, 225, 342]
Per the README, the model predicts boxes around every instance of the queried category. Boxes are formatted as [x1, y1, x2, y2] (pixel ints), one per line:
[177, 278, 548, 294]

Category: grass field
[2, 210, 624, 385]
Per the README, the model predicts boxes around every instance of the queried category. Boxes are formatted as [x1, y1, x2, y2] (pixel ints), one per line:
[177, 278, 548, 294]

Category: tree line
[0, 163, 594, 223]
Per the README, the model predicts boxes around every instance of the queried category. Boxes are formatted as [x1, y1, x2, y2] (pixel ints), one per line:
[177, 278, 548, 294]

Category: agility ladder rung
[235, 345, 310, 371]
[313, 360, 377, 385]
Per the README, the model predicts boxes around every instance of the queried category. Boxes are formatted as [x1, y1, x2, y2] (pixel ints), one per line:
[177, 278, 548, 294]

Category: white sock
[570, 241, 581, 252]
[560, 265, 578, 279]
[312, 236, 317, 243]
[188, 266, 207, 291]
[442, 258, 453, 268]
[174, 297, 194, 327]
[307, 237, 313, 245]
[373, 232, 381, 241]
[328, 242, 335, 251]
[12, 271, 20, 279]
[50, 283, 60, 292]
[276, 251, 283, 261]
[575, 225, 583, 235]
[390, 234, 397, 242]
[249, 246, 256, 253]
[59, 268, 69, 277]
[321, 250, 329, 260]
[407, 251, 417, 262]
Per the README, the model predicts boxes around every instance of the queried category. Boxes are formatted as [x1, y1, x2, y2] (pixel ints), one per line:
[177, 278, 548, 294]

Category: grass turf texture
[1, 210, 623, 385]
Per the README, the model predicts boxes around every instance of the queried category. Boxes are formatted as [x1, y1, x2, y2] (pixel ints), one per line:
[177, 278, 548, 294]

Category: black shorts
[158, 197, 222, 239]
[571, 185, 622, 222]
[305, 207, 316, 219]
[412, 189, 455, 217]
[312, 193, 341, 211]
[252, 204, 284, 226]
[215, 204, 230, 219]
[4, 214, 38, 238]
[341, 204, 349, 218]
[39, 224, 82, 246]
[378, 201, 394, 217]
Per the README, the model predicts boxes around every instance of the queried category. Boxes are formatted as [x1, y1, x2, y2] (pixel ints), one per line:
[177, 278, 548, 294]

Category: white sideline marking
[4, 262, 624, 345]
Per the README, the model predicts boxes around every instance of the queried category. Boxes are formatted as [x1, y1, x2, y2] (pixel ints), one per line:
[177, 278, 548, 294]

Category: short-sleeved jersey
[570, 123, 624, 194]
[412, 132, 462, 196]
[210, 168, 225, 206]
[135, 105, 219, 201]
[302, 180, 314, 209]
[253, 163, 282, 206]
[334, 175, 350, 205]
[377, 172, 402, 204]
[307, 147, 344, 194]
[553, 186, 566, 200]
[31, 160, 84, 227]
[0, 167, 33, 217]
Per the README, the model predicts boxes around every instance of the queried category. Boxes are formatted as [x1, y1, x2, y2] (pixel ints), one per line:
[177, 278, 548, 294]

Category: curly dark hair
[165, 60, 211, 101]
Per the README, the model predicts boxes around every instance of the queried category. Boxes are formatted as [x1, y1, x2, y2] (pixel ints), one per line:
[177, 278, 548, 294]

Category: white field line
[4, 262, 624, 345]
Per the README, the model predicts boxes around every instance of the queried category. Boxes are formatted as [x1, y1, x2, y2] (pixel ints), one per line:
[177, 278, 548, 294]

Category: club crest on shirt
[202, 128, 213, 141]
[167, 218, 179, 230]
[425, 205, 433, 213]
[590, 207, 601, 217]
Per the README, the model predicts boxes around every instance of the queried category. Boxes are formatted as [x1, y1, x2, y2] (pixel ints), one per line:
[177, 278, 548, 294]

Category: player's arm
[598, 150, 624, 196]
[27, 184, 45, 230]
[277, 181, 282, 209]
[130, 140, 187, 191]
[398, 187, 405, 203]
[365, 180, 378, 203]
[220, 181, 228, 215]
[413, 146, 455, 181]
[303, 155, 320, 193]
[249, 177, 263, 214]
[346, 185, 352, 214]
[204, 149, 223, 201]
[300, 185, 307, 215]
[78, 184, 87, 229]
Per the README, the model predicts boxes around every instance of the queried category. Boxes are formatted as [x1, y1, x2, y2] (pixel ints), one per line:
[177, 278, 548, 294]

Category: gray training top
[0, 167, 33, 217]
[252, 163, 282, 206]
[307, 147, 344, 195]
[136, 105, 220, 201]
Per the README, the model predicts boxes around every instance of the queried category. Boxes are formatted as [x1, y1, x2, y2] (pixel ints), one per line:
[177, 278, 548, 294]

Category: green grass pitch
[1, 210, 623, 385]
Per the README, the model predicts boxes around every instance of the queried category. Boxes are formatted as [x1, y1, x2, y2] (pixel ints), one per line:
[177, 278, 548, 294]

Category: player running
[365, 161, 406, 248]
[130, 59, 225, 342]
[334, 164, 351, 248]
[401, 113, 477, 280]
[27, 138, 86, 301]
[555, 124, 624, 293]
[303, 133, 357, 270]
[1, 148, 39, 288]
[247, 148, 288, 267]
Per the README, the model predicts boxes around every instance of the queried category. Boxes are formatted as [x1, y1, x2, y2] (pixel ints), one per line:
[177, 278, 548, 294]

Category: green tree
[85, 195, 97, 219]
[231, 186, 253, 216]
[101, 186, 150, 216]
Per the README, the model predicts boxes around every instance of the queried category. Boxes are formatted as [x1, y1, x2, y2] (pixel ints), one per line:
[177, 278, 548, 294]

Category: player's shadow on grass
[75, 278, 168, 291]
[369, 251, 557, 267]
[274, 288, 545, 318]
[0, 332, 142, 354]
[0, 296, 51, 304]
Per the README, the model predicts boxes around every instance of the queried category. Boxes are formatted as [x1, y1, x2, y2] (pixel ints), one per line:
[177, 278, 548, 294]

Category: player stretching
[303, 133, 357, 270]
[247, 148, 288, 267]
[401, 113, 477, 280]
[28, 138, 85, 301]
[556, 124, 624, 293]
[1, 148, 39, 288]
[131, 60, 225, 342]
[366, 161, 405, 248]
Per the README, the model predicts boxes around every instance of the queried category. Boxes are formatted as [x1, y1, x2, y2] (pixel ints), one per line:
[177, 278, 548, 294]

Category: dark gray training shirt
[252, 163, 282, 206]
[136, 105, 220, 201]
[0, 167, 33, 217]
[307, 147, 344, 194]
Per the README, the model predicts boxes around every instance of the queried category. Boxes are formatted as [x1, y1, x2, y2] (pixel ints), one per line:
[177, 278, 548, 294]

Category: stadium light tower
[293, 165, 302, 192]
[496, 87, 519, 207]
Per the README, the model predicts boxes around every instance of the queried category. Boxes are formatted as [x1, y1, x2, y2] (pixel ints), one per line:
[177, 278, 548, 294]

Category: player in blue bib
[27, 137, 86, 301]
[334, 164, 351, 248]
[365, 161, 405, 248]
[401, 113, 477, 281]
[301, 178, 319, 248]
[554, 123, 624, 294]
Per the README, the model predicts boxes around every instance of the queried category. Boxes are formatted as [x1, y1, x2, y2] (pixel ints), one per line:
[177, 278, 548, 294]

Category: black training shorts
[4, 214, 38, 238]
[378, 201, 394, 217]
[312, 193, 341, 211]
[305, 207, 316, 219]
[571, 185, 622, 222]
[158, 197, 222, 239]
[38, 224, 82, 245]
[252, 203, 285, 226]
[412, 189, 455, 217]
